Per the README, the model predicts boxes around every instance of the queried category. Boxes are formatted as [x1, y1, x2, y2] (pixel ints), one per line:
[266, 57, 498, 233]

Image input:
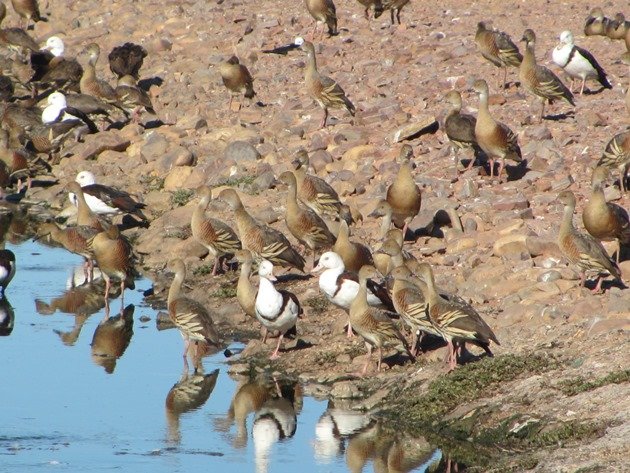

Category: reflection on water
[90, 304, 135, 373]
[2, 226, 466, 472]
[0, 297, 14, 336]
[166, 368, 220, 445]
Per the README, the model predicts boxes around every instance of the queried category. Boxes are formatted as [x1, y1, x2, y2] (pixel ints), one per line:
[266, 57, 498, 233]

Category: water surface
[1, 239, 446, 472]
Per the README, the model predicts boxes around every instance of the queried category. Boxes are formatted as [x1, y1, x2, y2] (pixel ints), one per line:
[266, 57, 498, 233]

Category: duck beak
[311, 261, 323, 273]
[262, 42, 300, 55]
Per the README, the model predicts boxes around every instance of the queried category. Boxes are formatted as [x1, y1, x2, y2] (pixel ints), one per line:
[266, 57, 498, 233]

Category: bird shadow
[505, 159, 530, 182]
[275, 272, 312, 284]
[138, 76, 164, 91]
[543, 110, 575, 121]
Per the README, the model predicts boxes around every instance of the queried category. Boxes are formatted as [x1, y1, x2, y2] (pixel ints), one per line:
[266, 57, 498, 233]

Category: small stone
[538, 270, 562, 282]
[330, 380, 362, 399]
[493, 234, 528, 257]
[224, 140, 260, 162]
[392, 115, 439, 142]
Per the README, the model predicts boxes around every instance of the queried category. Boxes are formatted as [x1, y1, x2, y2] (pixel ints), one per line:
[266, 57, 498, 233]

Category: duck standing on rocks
[218, 55, 255, 110]
[88, 225, 135, 315]
[304, 0, 337, 39]
[349, 265, 414, 375]
[265, 37, 355, 128]
[557, 190, 622, 293]
[66, 181, 108, 232]
[69, 171, 148, 223]
[584, 7, 610, 37]
[475, 22, 523, 89]
[520, 29, 575, 122]
[10, 0, 43, 30]
[191, 186, 241, 276]
[582, 167, 630, 264]
[108, 42, 147, 80]
[0, 3, 39, 53]
[333, 220, 373, 272]
[413, 262, 499, 371]
[279, 170, 335, 269]
[552, 30, 612, 95]
[167, 259, 221, 372]
[382, 144, 421, 239]
[597, 130, 630, 193]
[218, 188, 305, 272]
[355, 0, 382, 20]
[80, 43, 124, 110]
[374, 0, 410, 26]
[312, 251, 393, 337]
[31, 36, 83, 91]
[472, 78, 522, 181]
[115, 75, 156, 122]
[443, 90, 480, 175]
[291, 149, 352, 224]
[0, 249, 15, 298]
[255, 260, 301, 359]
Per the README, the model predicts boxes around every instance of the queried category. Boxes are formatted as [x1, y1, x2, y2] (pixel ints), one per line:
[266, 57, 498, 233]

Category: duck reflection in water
[90, 303, 134, 373]
[252, 378, 302, 473]
[35, 267, 116, 346]
[0, 296, 15, 336]
[313, 399, 375, 462]
[165, 368, 220, 444]
[213, 374, 273, 449]
[343, 420, 443, 473]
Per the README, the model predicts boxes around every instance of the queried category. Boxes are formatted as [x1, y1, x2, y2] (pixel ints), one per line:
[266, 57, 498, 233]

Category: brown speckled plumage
[472, 78, 522, 181]
[475, 21, 522, 89]
[413, 262, 499, 371]
[167, 259, 220, 371]
[108, 42, 147, 80]
[191, 186, 241, 275]
[558, 190, 621, 293]
[218, 188, 305, 271]
[350, 265, 414, 375]
[520, 29, 575, 122]
[597, 130, 630, 193]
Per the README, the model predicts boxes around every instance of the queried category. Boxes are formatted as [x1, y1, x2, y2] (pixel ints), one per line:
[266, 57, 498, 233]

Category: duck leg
[183, 338, 191, 371]
[120, 279, 126, 309]
[592, 276, 604, 294]
[270, 333, 284, 359]
[212, 256, 220, 276]
[376, 346, 384, 371]
[346, 320, 354, 338]
[489, 158, 496, 178]
[320, 108, 329, 128]
[580, 78, 586, 95]
[103, 277, 111, 317]
[359, 343, 373, 376]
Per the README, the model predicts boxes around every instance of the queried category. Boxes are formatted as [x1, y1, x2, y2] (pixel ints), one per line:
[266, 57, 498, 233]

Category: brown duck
[520, 29, 575, 122]
[191, 186, 241, 275]
[219, 56, 255, 109]
[333, 220, 373, 272]
[557, 190, 622, 293]
[167, 259, 221, 372]
[597, 130, 630, 193]
[582, 167, 630, 264]
[385, 144, 421, 238]
[218, 188, 305, 271]
[475, 21, 522, 89]
[472, 78, 522, 181]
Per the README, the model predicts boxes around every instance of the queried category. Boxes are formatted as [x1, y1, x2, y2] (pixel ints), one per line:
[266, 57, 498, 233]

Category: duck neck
[285, 182, 300, 214]
[560, 203, 575, 236]
[305, 50, 318, 79]
[379, 208, 393, 238]
[590, 182, 606, 209]
[476, 90, 490, 121]
[168, 268, 184, 308]
[192, 195, 210, 228]
[422, 269, 440, 306]
[74, 190, 94, 226]
[523, 42, 536, 67]
[351, 276, 369, 314]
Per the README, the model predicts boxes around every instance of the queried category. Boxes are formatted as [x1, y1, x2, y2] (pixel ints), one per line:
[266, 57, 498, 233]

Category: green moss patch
[557, 369, 630, 396]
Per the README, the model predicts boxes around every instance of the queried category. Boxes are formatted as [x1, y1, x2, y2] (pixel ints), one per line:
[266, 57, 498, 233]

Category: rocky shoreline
[6, 0, 630, 470]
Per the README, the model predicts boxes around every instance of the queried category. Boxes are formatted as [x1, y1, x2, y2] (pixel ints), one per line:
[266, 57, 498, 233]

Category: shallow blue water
[1, 239, 444, 472]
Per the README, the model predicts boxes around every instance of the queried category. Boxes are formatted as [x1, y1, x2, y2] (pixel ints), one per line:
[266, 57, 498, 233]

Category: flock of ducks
[0, 0, 629, 379]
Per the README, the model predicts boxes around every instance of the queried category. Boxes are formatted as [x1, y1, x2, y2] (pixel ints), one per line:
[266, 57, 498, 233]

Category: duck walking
[255, 260, 302, 359]
[167, 259, 221, 371]
[413, 263, 500, 371]
[219, 56, 256, 110]
[520, 29, 575, 122]
[552, 30, 611, 95]
[304, 0, 337, 39]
